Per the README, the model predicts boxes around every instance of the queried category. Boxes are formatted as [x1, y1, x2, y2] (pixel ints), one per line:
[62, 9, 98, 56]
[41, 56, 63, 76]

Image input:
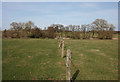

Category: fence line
[58, 37, 81, 81]
[59, 39, 62, 48]
[61, 41, 64, 58]
[58, 37, 64, 58]
[66, 49, 71, 81]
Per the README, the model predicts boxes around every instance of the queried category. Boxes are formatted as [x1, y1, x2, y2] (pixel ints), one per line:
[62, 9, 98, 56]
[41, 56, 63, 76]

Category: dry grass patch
[79, 53, 83, 56]
[90, 49, 100, 52]
[99, 53, 106, 56]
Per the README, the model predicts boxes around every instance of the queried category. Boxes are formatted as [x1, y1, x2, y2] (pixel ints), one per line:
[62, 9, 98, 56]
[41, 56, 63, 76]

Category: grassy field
[2, 38, 118, 80]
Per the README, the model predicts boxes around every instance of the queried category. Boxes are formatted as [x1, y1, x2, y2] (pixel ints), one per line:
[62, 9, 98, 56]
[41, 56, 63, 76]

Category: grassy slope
[2, 38, 118, 80]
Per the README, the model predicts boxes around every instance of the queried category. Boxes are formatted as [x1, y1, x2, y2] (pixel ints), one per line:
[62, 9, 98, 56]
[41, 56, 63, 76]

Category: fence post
[61, 41, 64, 58]
[66, 49, 71, 81]
[59, 40, 62, 48]
[59, 34, 62, 48]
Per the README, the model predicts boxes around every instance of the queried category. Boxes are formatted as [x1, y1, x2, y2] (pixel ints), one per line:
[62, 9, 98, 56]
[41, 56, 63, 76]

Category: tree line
[2, 19, 116, 39]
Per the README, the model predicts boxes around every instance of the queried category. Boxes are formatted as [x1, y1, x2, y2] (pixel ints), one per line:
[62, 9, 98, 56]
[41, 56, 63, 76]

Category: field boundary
[58, 38, 83, 81]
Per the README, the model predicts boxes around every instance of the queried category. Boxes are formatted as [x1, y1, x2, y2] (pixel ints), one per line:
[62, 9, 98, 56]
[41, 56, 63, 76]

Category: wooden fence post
[59, 40, 62, 48]
[61, 41, 64, 58]
[66, 49, 71, 81]
[58, 35, 62, 48]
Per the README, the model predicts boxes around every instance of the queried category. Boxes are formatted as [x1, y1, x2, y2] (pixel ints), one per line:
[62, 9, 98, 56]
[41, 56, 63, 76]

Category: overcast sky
[2, 2, 118, 30]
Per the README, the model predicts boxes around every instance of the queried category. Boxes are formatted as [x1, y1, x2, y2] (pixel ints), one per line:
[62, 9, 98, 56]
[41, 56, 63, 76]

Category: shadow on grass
[63, 52, 79, 82]
[71, 70, 79, 82]
[63, 55, 66, 58]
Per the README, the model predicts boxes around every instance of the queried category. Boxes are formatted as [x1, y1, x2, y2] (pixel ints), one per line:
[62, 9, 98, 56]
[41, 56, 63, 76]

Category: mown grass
[2, 38, 118, 80]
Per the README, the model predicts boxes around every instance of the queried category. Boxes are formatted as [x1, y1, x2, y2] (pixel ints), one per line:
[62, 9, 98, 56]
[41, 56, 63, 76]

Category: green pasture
[2, 37, 118, 80]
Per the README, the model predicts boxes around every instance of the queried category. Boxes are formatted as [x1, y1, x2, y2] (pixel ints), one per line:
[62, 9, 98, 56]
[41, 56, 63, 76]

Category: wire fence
[58, 37, 84, 81]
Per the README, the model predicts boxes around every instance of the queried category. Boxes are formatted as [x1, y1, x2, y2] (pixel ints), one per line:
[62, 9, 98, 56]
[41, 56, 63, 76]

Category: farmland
[2, 37, 118, 80]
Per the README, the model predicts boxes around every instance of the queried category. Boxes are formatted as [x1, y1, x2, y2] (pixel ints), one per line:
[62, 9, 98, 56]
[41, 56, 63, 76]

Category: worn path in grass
[2, 39, 118, 80]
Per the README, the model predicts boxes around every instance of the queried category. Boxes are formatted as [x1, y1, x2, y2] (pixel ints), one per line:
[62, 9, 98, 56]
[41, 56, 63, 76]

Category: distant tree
[81, 24, 87, 39]
[92, 19, 115, 39]
[106, 24, 115, 39]
[91, 24, 96, 38]
[10, 22, 21, 31]
[10, 22, 20, 38]
[30, 26, 42, 38]
[92, 19, 107, 39]
[4, 19, 115, 39]
[2, 29, 7, 38]
[25, 21, 35, 38]
[86, 24, 91, 39]
[49, 24, 64, 32]
[46, 26, 55, 38]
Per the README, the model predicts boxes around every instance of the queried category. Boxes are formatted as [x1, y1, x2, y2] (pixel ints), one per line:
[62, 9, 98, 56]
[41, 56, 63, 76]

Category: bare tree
[92, 19, 115, 39]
